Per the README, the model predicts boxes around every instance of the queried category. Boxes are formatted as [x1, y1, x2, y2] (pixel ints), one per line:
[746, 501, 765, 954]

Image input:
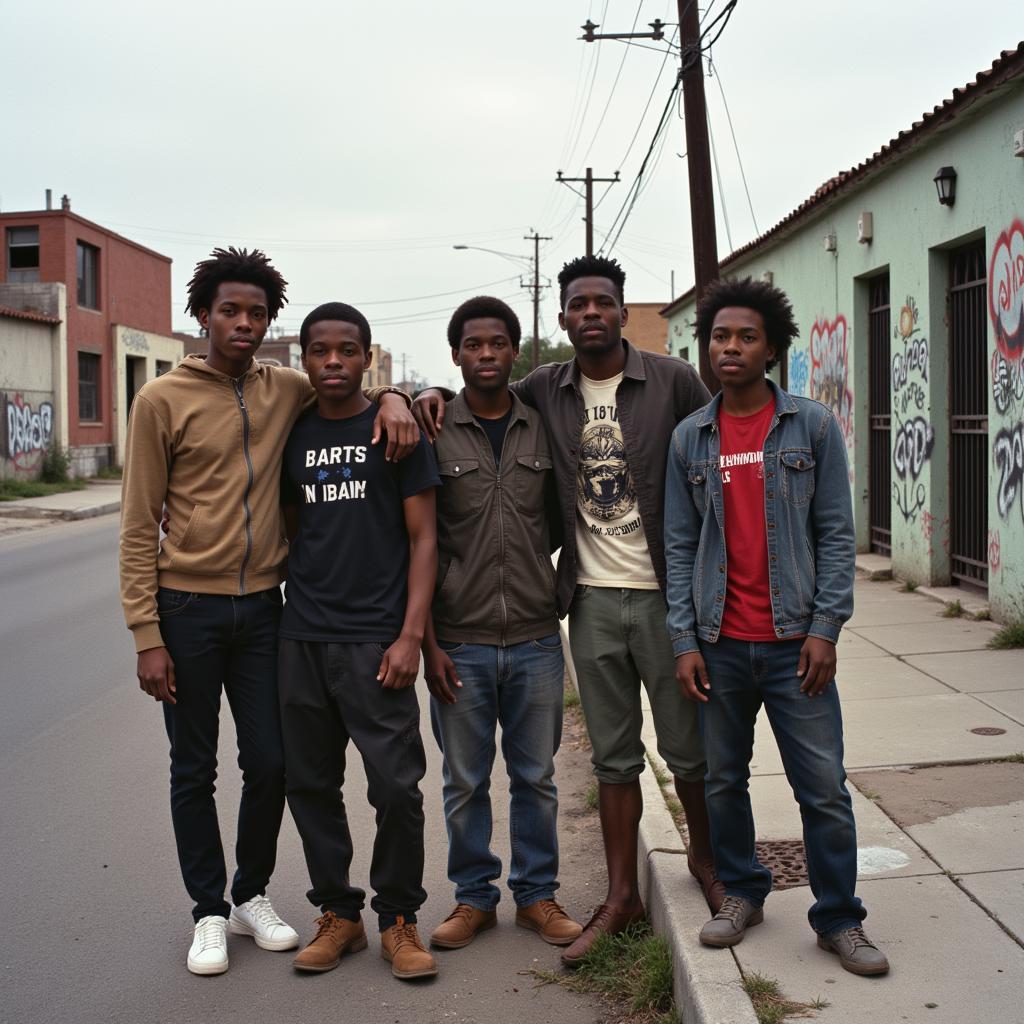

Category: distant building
[365, 344, 393, 388]
[625, 301, 670, 355]
[0, 195, 181, 475]
[661, 44, 1024, 622]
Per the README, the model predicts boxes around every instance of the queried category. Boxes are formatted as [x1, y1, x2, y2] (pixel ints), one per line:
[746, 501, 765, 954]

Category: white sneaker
[229, 894, 299, 951]
[187, 915, 229, 975]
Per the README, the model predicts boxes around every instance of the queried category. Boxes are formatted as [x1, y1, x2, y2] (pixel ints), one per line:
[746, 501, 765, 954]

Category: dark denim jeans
[158, 587, 286, 922]
[430, 634, 564, 909]
[698, 636, 866, 935]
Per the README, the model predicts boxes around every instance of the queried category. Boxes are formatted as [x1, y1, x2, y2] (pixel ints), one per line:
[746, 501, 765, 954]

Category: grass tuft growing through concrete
[988, 623, 1024, 649]
[899, 579, 918, 593]
[563, 688, 581, 710]
[585, 782, 599, 810]
[534, 921, 679, 1024]
[741, 972, 829, 1023]
[942, 599, 964, 618]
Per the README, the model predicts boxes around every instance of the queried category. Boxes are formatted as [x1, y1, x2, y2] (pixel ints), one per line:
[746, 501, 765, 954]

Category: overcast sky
[3, 1, 1019, 385]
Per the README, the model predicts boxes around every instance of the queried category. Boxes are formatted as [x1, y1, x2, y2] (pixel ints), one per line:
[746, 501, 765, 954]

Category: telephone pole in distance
[523, 229, 552, 369]
[556, 167, 620, 256]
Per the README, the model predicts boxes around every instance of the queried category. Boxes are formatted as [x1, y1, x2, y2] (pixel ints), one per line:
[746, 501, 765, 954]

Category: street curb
[638, 720, 758, 1024]
[0, 499, 121, 521]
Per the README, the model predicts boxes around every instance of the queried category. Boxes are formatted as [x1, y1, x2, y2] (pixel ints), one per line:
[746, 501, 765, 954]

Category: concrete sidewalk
[624, 576, 1024, 1024]
[0, 479, 121, 521]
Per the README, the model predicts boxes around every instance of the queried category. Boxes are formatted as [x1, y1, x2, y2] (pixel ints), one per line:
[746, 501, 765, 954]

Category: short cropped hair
[447, 296, 521, 351]
[557, 255, 626, 307]
[694, 276, 799, 371]
[184, 247, 288, 321]
[299, 302, 372, 353]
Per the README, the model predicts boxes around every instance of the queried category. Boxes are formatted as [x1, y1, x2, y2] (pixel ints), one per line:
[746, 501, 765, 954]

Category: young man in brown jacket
[119, 248, 416, 975]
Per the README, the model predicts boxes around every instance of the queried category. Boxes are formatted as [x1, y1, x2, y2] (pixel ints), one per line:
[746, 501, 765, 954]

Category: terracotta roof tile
[0, 304, 62, 325]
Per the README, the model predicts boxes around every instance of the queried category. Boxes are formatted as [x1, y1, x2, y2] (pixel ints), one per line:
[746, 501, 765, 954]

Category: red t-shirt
[718, 400, 776, 641]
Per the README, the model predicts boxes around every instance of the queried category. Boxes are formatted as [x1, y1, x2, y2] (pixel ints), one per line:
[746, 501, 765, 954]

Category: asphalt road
[0, 517, 604, 1024]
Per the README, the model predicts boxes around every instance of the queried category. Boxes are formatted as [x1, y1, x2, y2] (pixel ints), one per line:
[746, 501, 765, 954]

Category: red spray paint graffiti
[809, 315, 852, 441]
[989, 219, 1024, 362]
[987, 529, 1001, 573]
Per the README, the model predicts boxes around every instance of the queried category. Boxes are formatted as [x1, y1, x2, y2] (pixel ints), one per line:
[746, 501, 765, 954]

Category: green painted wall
[666, 82, 1024, 623]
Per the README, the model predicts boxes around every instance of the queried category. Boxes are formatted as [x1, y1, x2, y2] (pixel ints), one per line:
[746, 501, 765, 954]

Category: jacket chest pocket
[779, 450, 816, 506]
[687, 463, 712, 514]
[513, 452, 552, 513]
[438, 458, 484, 517]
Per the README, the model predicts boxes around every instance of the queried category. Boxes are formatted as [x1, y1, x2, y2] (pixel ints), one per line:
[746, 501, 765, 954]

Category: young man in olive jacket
[414, 257, 720, 966]
[423, 297, 582, 952]
[119, 248, 416, 976]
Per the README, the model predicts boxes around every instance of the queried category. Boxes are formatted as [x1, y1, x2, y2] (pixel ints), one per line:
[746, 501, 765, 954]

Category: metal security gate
[949, 241, 988, 591]
[869, 275, 892, 555]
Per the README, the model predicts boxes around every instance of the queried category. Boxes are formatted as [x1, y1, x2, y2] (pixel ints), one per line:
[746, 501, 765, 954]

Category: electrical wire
[560, 0, 610, 174]
[706, 108, 734, 252]
[709, 58, 759, 234]
[282, 275, 521, 310]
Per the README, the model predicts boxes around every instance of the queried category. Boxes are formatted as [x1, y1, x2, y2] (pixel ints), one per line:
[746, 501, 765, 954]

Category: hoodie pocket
[167, 505, 205, 569]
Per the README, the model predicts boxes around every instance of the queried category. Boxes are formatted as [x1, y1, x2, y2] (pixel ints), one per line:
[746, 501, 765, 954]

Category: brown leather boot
[292, 912, 368, 973]
[560, 903, 647, 967]
[515, 899, 583, 946]
[380, 916, 438, 979]
[675, 778, 725, 913]
[430, 904, 497, 949]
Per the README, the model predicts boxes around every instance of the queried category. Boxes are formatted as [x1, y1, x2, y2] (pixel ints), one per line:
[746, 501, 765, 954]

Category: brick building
[0, 195, 178, 473]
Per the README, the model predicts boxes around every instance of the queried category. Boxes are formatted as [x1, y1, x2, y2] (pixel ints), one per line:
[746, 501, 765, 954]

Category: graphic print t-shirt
[279, 405, 440, 642]
[575, 372, 659, 589]
[718, 399, 776, 640]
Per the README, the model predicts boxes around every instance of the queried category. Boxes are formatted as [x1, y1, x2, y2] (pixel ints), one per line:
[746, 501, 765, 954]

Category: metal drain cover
[970, 726, 1007, 735]
[756, 839, 808, 889]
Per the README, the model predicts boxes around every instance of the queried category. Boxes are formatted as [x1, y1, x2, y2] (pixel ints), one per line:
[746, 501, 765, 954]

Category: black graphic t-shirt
[279, 404, 440, 642]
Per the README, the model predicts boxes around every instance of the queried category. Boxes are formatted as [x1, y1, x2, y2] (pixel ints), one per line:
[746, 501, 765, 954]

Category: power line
[706, 108, 734, 251]
[709, 58, 759, 235]
[282, 275, 520, 310]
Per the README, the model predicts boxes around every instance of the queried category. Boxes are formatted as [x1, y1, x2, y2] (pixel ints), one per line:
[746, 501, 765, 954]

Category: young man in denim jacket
[664, 277, 889, 976]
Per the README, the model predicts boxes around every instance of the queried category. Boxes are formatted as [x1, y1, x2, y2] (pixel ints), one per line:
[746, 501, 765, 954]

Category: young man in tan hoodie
[119, 248, 416, 975]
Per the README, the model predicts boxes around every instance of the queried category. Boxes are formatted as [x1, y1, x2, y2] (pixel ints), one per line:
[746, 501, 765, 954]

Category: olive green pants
[568, 585, 706, 784]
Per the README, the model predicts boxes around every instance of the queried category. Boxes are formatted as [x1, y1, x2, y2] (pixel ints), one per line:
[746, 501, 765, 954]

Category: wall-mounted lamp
[857, 212, 873, 243]
[823, 233, 837, 253]
[760, 270, 774, 285]
[933, 166, 957, 207]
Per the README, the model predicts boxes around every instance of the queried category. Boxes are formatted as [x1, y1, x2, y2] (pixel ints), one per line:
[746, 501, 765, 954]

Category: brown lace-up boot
[380, 916, 438, 979]
[675, 778, 725, 913]
[292, 911, 368, 973]
[430, 904, 497, 949]
[515, 899, 583, 945]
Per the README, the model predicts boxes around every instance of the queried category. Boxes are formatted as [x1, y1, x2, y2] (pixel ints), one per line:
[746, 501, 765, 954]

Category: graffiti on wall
[809, 316, 852, 439]
[988, 219, 1024, 362]
[788, 349, 809, 397]
[890, 297, 933, 522]
[988, 529, 1001, 574]
[891, 296, 928, 416]
[4, 393, 54, 471]
[993, 421, 1023, 524]
[992, 350, 1024, 417]
[921, 510, 949, 559]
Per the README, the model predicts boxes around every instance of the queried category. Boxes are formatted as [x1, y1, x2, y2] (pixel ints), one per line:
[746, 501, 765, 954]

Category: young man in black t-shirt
[277, 302, 440, 980]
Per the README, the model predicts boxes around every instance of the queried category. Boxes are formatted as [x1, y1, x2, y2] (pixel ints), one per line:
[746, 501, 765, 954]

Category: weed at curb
[988, 623, 1024, 650]
[533, 921, 679, 1024]
[899, 579, 918, 593]
[942, 600, 964, 618]
[0, 479, 87, 501]
[564, 688, 581, 710]
[741, 972, 829, 1023]
[585, 782, 599, 810]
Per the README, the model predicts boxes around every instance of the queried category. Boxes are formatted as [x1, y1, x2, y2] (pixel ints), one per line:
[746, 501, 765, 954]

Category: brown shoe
[560, 903, 646, 968]
[430, 904, 497, 949]
[515, 899, 583, 946]
[380, 916, 438, 979]
[676, 779, 726, 913]
[292, 912, 368, 973]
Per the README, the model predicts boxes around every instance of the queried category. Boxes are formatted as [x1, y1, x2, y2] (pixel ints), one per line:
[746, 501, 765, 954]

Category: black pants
[158, 587, 286, 923]
[278, 638, 427, 929]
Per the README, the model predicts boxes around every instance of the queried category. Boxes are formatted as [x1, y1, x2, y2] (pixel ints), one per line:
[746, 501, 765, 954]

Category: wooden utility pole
[556, 167, 620, 256]
[678, 0, 720, 391]
[523, 229, 551, 368]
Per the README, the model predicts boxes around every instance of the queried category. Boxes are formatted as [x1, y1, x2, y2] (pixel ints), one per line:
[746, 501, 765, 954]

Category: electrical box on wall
[858, 212, 873, 243]
[1014, 127, 1024, 157]
[823, 233, 837, 252]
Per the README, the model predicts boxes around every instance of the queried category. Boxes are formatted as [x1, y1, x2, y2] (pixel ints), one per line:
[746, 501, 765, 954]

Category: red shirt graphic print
[718, 400, 777, 641]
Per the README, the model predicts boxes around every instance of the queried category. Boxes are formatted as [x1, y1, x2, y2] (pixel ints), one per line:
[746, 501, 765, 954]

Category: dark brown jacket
[510, 341, 711, 616]
[432, 390, 559, 646]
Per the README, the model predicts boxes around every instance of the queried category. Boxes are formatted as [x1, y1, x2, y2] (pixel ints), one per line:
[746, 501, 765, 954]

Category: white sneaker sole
[228, 916, 300, 951]
[187, 954, 228, 976]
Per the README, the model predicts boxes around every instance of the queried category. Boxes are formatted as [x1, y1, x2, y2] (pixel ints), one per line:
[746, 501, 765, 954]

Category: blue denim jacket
[664, 380, 855, 656]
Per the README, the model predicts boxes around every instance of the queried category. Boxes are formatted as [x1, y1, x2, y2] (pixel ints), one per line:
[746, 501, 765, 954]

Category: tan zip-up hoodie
[119, 354, 398, 653]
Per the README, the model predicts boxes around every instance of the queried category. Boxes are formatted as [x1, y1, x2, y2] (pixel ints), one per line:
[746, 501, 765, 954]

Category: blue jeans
[430, 634, 564, 909]
[698, 636, 866, 935]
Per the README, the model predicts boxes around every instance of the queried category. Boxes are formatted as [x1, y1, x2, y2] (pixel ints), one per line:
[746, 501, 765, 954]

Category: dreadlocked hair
[184, 247, 288, 322]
